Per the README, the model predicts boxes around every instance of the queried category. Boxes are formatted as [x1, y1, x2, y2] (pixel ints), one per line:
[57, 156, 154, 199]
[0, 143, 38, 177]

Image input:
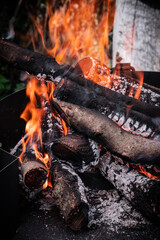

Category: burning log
[99, 152, 160, 222]
[52, 133, 99, 170]
[55, 100, 160, 164]
[77, 57, 160, 107]
[51, 161, 89, 231]
[55, 77, 160, 119]
[0, 39, 160, 117]
[54, 78, 159, 138]
[21, 152, 48, 190]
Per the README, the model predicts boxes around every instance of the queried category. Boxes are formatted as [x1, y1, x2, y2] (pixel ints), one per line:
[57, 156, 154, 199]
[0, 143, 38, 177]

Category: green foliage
[14, 82, 25, 92]
[0, 74, 25, 100]
[0, 74, 11, 100]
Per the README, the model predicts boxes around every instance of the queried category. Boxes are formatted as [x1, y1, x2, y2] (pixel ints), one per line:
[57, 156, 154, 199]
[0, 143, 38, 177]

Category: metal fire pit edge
[0, 148, 20, 239]
[0, 89, 27, 239]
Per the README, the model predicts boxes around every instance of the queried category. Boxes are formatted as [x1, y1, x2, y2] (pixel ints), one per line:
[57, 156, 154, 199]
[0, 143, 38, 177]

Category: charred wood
[0, 39, 160, 116]
[54, 79, 159, 138]
[51, 161, 89, 231]
[51, 133, 99, 171]
[0, 39, 62, 80]
[21, 152, 48, 190]
[112, 62, 160, 107]
[77, 57, 160, 107]
[55, 100, 160, 164]
[99, 152, 160, 223]
[41, 94, 63, 154]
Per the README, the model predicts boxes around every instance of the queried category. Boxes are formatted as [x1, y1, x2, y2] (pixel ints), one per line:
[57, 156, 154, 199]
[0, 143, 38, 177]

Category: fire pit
[1, 39, 160, 239]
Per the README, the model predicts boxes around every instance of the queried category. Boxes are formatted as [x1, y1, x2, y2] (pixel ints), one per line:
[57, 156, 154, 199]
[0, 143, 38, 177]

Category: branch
[55, 99, 160, 164]
[0, 39, 160, 119]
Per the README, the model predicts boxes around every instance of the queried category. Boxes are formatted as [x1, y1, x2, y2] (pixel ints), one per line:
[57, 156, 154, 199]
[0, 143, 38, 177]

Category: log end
[21, 160, 48, 190]
[51, 133, 97, 169]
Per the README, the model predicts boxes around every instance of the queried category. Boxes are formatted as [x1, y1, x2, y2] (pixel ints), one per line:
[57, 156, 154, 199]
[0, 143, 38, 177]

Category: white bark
[112, 0, 160, 71]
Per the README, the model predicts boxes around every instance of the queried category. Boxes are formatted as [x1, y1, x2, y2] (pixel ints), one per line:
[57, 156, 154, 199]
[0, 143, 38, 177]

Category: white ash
[110, 74, 160, 107]
[54, 76, 62, 83]
[100, 106, 154, 138]
[37, 185, 150, 232]
[88, 138, 100, 166]
[122, 117, 134, 129]
[36, 73, 46, 81]
[99, 153, 160, 200]
[117, 115, 125, 125]
[140, 87, 160, 107]
[86, 188, 149, 230]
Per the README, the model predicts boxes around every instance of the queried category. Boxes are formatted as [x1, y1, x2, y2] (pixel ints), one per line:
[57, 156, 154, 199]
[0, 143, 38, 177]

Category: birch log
[112, 0, 160, 71]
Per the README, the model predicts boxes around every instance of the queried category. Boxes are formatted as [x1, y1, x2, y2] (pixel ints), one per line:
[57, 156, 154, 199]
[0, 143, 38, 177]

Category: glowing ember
[131, 164, 160, 180]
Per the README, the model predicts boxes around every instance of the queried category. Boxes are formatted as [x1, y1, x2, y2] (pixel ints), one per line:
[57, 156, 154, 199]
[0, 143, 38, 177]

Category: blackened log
[0, 39, 63, 80]
[21, 152, 48, 190]
[51, 161, 89, 231]
[0, 40, 160, 118]
[99, 152, 160, 222]
[41, 93, 63, 154]
[77, 57, 160, 107]
[55, 100, 160, 164]
[57, 77, 160, 119]
[54, 79, 159, 138]
[51, 133, 99, 170]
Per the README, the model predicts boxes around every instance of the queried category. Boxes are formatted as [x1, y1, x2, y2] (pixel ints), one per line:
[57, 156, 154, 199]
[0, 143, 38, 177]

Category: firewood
[21, 152, 48, 190]
[51, 161, 89, 231]
[76, 57, 160, 106]
[56, 77, 160, 118]
[54, 78, 159, 138]
[52, 133, 99, 170]
[0, 39, 61, 80]
[0, 39, 160, 115]
[55, 100, 160, 164]
[99, 152, 160, 223]
[41, 94, 63, 154]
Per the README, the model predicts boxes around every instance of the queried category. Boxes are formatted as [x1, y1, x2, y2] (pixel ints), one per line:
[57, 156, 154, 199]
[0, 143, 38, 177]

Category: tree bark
[51, 161, 89, 231]
[55, 99, 160, 164]
[54, 78, 160, 138]
[52, 133, 99, 171]
[113, 0, 160, 71]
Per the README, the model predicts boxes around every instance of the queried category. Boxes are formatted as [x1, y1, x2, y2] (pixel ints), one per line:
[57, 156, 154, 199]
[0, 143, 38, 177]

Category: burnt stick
[54, 79, 159, 138]
[99, 152, 160, 223]
[55, 99, 160, 164]
[51, 133, 99, 171]
[0, 39, 160, 118]
[51, 160, 89, 231]
[21, 151, 48, 190]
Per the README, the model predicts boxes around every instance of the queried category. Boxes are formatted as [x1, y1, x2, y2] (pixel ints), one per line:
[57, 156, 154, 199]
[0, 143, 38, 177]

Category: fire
[19, 0, 149, 185]
[31, 0, 115, 65]
[46, 0, 114, 64]
[131, 164, 160, 180]
[19, 77, 68, 188]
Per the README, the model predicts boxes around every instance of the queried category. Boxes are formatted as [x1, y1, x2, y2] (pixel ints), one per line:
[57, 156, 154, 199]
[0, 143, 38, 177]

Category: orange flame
[131, 164, 160, 180]
[31, 0, 115, 66]
[19, 77, 68, 188]
[23, 0, 148, 182]
[19, 78, 50, 165]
